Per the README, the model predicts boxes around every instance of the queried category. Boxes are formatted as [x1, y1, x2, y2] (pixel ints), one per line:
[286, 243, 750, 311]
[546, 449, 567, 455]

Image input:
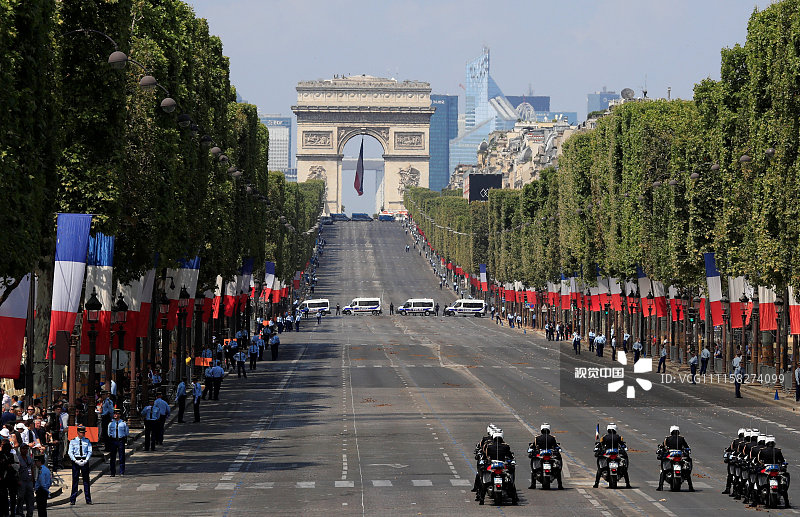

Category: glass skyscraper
[259, 114, 292, 172]
[429, 94, 458, 191]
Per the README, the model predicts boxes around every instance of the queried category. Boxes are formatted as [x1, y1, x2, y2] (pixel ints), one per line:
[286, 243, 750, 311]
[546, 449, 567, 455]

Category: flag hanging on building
[80, 233, 115, 356]
[651, 280, 668, 318]
[354, 138, 364, 196]
[48, 213, 92, 354]
[703, 252, 723, 326]
[636, 265, 653, 316]
[560, 274, 570, 310]
[224, 278, 237, 317]
[0, 274, 31, 378]
[479, 264, 488, 292]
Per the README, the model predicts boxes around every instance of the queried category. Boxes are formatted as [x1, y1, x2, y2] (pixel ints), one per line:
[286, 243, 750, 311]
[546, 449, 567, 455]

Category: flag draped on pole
[560, 274, 570, 310]
[136, 269, 155, 339]
[181, 256, 201, 328]
[202, 287, 215, 323]
[238, 258, 253, 306]
[609, 278, 622, 311]
[636, 265, 654, 317]
[212, 275, 223, 320]
[117, 277, 143, 351]
[0, 274, 31, 378]
[224, 278, 237, 317]
[264, 261, 275, 299]
[479, 264, 488, 292]
[81, 233, 115, 355]
[354, 138, 364, 196]
[48, 213, 92, 352]
[789, 286, 800, 335]
[703, 252, 723, 326]
[759, 286, 777, 331]
[728, 276, 752, 328]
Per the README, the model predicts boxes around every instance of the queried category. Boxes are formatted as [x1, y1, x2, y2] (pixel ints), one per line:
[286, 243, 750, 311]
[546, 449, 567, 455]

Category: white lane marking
[372, 480, 392, 487]
[412, 479, 433, 486]
[296, 481, 315, 488]
[215, 483, 235, 490]
[177, 483, 198, 491]
[450, 479, 471, 486]
[633, 488, 655, 502]
[247, 482, 274, 489]
[335, 480, 355, 487]
[137, 483, 158, 491]
[652, 502, 677, 517]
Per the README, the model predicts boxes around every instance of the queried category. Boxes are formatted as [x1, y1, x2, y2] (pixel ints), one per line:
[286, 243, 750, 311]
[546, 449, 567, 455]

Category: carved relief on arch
[397, 164, 420, 195]
[307, 165, 328, 200]
[336, 126, 389, 153]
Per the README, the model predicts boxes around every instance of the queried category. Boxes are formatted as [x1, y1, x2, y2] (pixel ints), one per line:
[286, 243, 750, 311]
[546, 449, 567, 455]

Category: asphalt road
[53, 221, 800, 516]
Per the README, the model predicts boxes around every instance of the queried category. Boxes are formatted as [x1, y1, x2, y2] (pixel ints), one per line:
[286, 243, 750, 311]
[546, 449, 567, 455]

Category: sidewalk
[46, 398, 182, 506]
[520, 326, 799, 411]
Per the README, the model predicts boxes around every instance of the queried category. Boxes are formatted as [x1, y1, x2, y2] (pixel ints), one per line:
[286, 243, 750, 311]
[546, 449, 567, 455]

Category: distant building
[259, 114, 292, 172]
[429, 95, 458, 191]
[284, 168, 297, 182]
[505, 95, 550, 113]
[587, 87, 620, 116]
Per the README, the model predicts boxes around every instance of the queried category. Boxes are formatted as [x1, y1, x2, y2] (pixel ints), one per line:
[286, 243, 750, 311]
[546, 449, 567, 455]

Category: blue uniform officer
[107, 408, 129, 476]
[141, 400, 162, 451]
[68, 425, 93, 505]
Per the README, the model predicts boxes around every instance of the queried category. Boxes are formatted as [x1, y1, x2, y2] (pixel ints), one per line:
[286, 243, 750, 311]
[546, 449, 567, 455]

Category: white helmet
[540, 423, 551, 434]
[757, 434, 767, 444]
[765, 435, 776, 446]
[487, 424, 495, 435]
[491, 427, 504, 439]
[737, 428, 746, 437]
[744, 428, 753, 438]
[607, 423, 617, 433]
[751, 428, 759, 439]
[669, 425, 680, 435]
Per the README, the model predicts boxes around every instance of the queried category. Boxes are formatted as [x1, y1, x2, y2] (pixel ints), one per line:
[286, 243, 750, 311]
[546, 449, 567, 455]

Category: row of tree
[406, 0, 800, 298]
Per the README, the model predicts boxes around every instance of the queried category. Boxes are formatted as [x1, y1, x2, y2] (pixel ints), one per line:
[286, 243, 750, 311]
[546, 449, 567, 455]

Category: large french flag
[117, 277, 142, 351]
[789, 286, 800, 335]
[181, 256, 201, 327]
[652, 280, 668, 318]
[668, 285, 680, 322]
[609, 278, 622, 311]
[48, 213, 92, 351]
[703, 253, 723, 326]
[479, 264, 488, 292]
[212, 275, 223, 320]
[238, 258, 254, 305]
[504, 283, 515, 302]
[264, 261, 275, 299]
[202, 286, 215, 323]
[223, 278, 237, 317]
[758, 286, 777, 331]
[354, 139, 364, 196]
[636, 266, 654, 315]
[728, 276, 752, 329]
[80, 233, 115, 355]
[0, 274, 31, 378]
[560, 274, 570, 310]
[136, 269, 155, 338]
[270, 277, 281, 303]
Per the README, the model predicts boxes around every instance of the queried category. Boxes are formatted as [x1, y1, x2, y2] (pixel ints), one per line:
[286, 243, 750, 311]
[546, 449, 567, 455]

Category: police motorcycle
[730, 429, 758, 500]
[656, 433, 693, 492]
[722, 428, 746, 496]
[594, 423, 630, 489]
[475, 427, 518, 506]
[527, 423, 563, 490]
[751, 436, 790, 509]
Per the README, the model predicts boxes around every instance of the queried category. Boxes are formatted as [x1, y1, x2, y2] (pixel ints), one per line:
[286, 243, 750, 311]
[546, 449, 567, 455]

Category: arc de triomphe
[292, 75, 434, 214]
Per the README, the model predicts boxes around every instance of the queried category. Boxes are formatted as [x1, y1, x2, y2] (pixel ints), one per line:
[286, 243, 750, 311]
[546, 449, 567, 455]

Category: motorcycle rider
[723, 428, 746, 495]
[529, 423, 563, 489]
[594, 423, 631, 489]
[754, 435, 790, 508]
[472, 424, 497, 496]
[744, 433, 767, 506]
[478, 427, 517, 505]
[656, 425, 694, 491]
[735, 428, 758, 500]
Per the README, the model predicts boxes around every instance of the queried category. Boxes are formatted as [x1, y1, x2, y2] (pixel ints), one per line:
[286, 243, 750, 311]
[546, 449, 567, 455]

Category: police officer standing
[248, 338, 259, 370]
[234, 349, 247, 378]
[153, 393, 170, 446]
[175, 378, 187, 423]
[632, 340, 643, 363]
[733, 352, 744, 398]
[68, 425, 93, 505]
[657, 426, 693, 491]
[270, 333, 280, 361]
[192, 379, 202, 423]
[689, 351, 698, 385]
[201, 364, 213, 400]
[140, 398, 161, 452]
[99, 391, 113, 451]
[700, 345, 711, 375]
[107, 407, 128, 476]
[657, 344, 667, 373]
[211, 361, 226, 400]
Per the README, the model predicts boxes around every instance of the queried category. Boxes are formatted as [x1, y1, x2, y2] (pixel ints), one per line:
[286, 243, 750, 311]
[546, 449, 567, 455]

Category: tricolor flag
[263, 261, 275, 299]
[271, 277, 281, 303]
[789, 286, 800, 335]
[238, 258, 254, 305]
[728, 276, 752, 329]
[80, 233, 115, 355]
[136, 269, 156, 339]
[547, 281, 558, 306]
[560, 274, 570, 310]
[758, 286, 777, 331]
[117, 276, 143, 351]
[668, 285, 680, 322]
[505, 283, 515, 302]
[202, 286, 215, 323]
[652, 279, 668, 318]
[609, 278, 623, 311]
[479, 264, 488, 292]
[354, 138, 364, 196]
[224, 277, 237, 317]
[703, 253, 723, 326]
[48, 213, 92, 352]
[181, 256, 201, 327]
[636, 265, 654, 316]
[293, 270, 301, 290]
[526, 289, 536, 304]
[212, 275, 223, 320]
[0, 274, 31, 378]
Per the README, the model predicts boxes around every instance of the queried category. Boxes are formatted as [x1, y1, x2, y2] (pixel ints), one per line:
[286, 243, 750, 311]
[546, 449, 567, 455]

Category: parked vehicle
[331, 213, 350, 221]
[444, 299, 486, 316]
[343, 298, 382, 315]
[299, 298, 330, 315]
[397, 298, 434, 315]
[351, 212, 373, 221]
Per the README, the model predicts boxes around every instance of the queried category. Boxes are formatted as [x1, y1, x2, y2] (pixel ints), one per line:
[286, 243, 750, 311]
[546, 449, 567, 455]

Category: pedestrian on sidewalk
[33, 454, 49, 517]
[175, 378, 187, 423]
[17, 443, 34, 516]
[140, 399, 161, 452]
[389, 302, 394, 315]
[107, 408, 128, 476]
[192, 380, 202, 423]
[657, 344, 667, 373]
[153, 394, 170, 446]
[633, 340, 642, 363]
[610, 335, 617, 358]
[316, 311, 322, 325]
[732, 352, 743, 398]
[67, 425, 92, 505]
[700, 345, 711, 375]
[689, 351, 698, 385]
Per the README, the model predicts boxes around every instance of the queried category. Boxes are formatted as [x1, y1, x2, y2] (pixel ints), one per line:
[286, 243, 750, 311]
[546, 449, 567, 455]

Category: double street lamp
[111, 293, 128, 398]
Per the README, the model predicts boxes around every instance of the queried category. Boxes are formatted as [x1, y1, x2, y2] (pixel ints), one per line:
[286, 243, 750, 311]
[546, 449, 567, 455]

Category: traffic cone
[775, 389, 780, 401]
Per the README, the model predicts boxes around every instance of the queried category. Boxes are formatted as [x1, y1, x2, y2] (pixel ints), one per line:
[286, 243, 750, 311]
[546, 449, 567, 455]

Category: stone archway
[292, 75, 434, 214]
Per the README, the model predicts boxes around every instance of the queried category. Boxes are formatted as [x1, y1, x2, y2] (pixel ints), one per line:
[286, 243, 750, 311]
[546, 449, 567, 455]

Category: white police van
[397, 298, 435, 316]
[444, 299, 486, 317]
[343, 298, 382, 315]
[299, 298, 330, 315]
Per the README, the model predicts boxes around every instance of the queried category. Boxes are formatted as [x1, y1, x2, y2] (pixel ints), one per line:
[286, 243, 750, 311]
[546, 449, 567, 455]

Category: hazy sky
[187, 0, 772, 213]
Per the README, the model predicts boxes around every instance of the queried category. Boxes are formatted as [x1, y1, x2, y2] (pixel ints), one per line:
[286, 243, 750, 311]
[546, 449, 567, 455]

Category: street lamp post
[194, 294, 204, 380]
[775, 295, 784, 390]
[112, 293, 128, 397]
[177, 286, 190, 385]
[158, 291, 170, 395]
[740, 292, 749, 376]
[646, 291, 654, 357]
[84, 289, 102, 427]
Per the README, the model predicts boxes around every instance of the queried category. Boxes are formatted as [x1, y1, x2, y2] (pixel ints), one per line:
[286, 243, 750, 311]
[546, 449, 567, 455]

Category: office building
[587, 87, 620, 116]
[259, 114, 292, 172]
[505, 95, 550, 113]
[429, 94, 458, 191]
